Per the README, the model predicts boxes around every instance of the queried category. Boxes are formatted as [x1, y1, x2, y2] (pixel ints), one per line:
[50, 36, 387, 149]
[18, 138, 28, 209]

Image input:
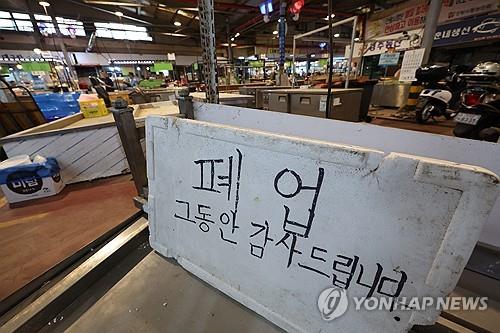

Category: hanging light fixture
[115, 11, 124, 17]
[39, 1, 50, 7]
[174, 21, 182, 26]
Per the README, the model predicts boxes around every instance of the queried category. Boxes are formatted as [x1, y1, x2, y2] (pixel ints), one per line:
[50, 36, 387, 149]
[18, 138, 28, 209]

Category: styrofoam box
[1, 168, 65, 204]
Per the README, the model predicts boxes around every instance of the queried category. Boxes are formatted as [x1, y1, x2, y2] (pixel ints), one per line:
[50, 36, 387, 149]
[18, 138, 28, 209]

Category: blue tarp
[33, 92, 81, 121]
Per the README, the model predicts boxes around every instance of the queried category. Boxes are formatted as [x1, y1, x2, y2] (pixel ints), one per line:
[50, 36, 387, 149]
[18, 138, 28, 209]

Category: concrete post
[421, 0, 442, 64]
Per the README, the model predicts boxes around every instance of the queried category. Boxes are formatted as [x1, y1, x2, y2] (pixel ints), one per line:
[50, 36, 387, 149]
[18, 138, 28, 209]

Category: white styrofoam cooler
[146, 115, 498, 333]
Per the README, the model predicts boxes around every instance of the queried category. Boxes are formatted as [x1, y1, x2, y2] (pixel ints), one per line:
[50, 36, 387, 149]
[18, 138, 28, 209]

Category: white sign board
[147, 116, 498, 333]
[399, 48, 426, 82]
[379, 52, 401, 66]
[344, 29, 422, 58]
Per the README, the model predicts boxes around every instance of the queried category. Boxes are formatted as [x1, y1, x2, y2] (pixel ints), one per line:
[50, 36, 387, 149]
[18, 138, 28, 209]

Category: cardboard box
[0, 157, 65, 204]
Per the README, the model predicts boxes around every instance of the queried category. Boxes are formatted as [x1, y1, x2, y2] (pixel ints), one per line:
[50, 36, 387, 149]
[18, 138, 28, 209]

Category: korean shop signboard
[434, 13, 500, 47]
[366, 0, 428, 39]
[366, 0, 497, 39]
[439, 0, 498, 23]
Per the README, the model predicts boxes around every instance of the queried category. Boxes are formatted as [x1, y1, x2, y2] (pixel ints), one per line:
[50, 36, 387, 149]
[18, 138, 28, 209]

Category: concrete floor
[0, 175, 138, 302]
[369, 109, 455, 136]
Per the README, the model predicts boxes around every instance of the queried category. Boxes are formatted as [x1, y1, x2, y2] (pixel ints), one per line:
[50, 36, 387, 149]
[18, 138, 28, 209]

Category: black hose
[326, 0, 334, 118]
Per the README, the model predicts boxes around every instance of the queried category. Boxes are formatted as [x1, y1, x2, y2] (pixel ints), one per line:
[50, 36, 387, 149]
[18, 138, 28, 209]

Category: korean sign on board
[439, 0, 498, 23]
[399, 48, 426, 82]
[434, 13, 500, 47]
[147, 115, 498, 333]
[378, 52, 401, 66]
[366, 1, 428, 39]
[366, 0, 497, 39]
[345, 29, 422, 58]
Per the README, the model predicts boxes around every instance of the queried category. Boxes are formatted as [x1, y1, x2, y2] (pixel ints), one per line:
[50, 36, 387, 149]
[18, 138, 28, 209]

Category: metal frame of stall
[291, 16, 358, 88]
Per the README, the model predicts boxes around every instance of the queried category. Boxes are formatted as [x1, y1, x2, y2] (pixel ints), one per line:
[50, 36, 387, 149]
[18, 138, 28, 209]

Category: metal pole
[421, 0, 442, 64]
[226, 19, 233, 64]
[198, 0, 219, 103]
[345, 15, 357, 89]
[292, 38, 296, 87]
[294, 16, 356, 40]
[278, 0, 286, 79]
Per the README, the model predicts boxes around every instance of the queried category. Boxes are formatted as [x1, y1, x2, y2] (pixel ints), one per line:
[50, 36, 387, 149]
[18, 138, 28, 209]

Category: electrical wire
[326, 0, 334, 118]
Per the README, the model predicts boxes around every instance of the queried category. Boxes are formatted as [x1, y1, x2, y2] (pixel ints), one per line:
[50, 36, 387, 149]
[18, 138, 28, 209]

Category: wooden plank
[59, 129, 121, 183]
[2, 140, 25, 156]
[33, 132, 90, 159]
[4, 135, 63, 158]
[64, 133, 124, 181]
[56, 127, 117, 165]
[0, 114, 82, 141]
[70, 148, 129, 184]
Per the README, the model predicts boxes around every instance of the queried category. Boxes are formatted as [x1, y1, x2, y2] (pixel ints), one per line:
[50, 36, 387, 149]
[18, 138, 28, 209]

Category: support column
[226, 19, 233, 64]
[198, 0, 219, 104]
[277, 0, 287, 85]
[421, 0, 442, 64]
[345, 16, 358, 88]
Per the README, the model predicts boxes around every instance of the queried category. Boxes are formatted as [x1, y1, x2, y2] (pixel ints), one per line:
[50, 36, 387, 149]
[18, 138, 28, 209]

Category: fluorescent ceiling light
[162, 32, 189, 37]
[84, 0, 144, 6]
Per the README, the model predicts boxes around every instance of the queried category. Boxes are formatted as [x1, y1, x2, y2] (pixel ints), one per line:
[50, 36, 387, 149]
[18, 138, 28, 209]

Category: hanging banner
[434, 13, 500, 47]
[439, 0, 498, 23]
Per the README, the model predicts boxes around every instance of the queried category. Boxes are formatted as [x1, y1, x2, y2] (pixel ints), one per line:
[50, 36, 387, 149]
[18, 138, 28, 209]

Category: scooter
[453, 62, 500, 142]
[414, 65, 468, 124]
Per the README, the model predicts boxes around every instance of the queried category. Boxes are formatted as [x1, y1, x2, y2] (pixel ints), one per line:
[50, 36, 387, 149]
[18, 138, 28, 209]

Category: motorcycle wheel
[416, 103, 435, 124]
